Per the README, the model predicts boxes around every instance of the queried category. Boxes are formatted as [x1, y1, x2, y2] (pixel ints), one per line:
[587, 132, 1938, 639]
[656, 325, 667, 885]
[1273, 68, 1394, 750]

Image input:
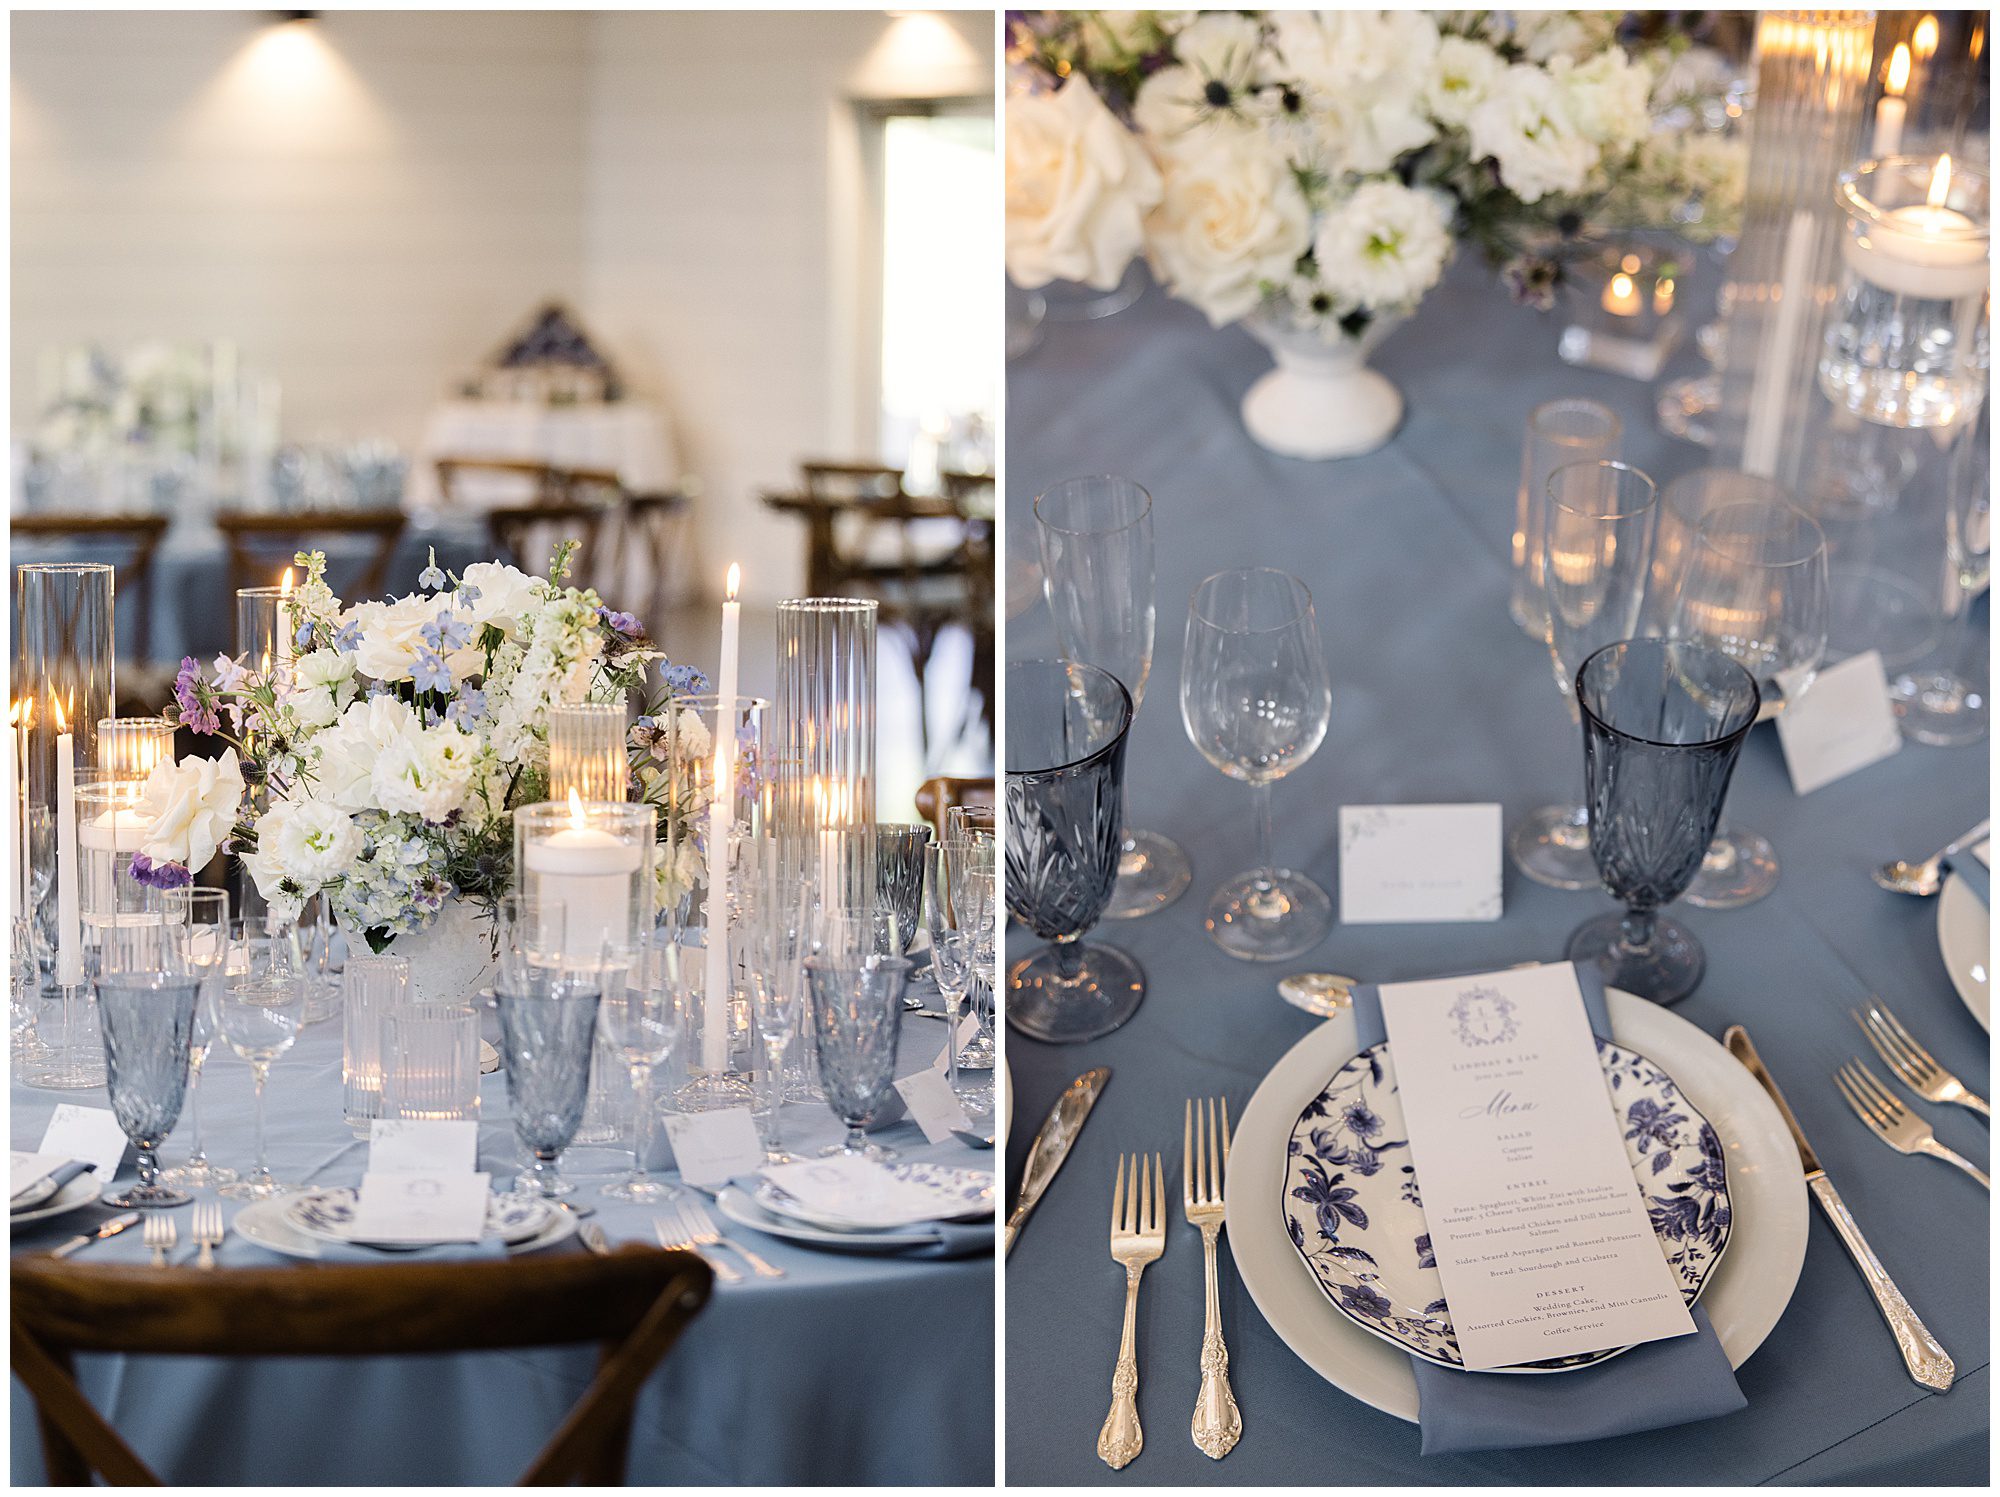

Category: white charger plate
[234, 1195, 576, 1260]
[1226, 988, 1810, 1423]
[9, 1171, 102, 1227]
[1937, 872, 1989, 1032]
[714, 1184, 948, 1252]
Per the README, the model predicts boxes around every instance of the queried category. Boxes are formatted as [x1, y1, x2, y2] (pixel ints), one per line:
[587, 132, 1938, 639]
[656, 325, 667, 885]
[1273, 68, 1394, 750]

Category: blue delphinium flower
[447, 685, 488, 729]
[411, 649, 452, 694]
[418, 548, 445, 592]
[660, 662, 709, 695]
[455, 583, 482, 604]
[598, 606, 643, 637]
[293, 619, 316, 651]
[420, 609, 472, 653]
[334, 620, 363, 654]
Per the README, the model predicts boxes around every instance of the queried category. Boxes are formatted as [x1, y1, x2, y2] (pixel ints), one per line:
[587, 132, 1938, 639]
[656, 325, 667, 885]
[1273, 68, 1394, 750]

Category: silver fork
[193, 1202, 224, 1270]
[1835, 1060, 1990, 1188]
[143, 1213, 176, 1267]
[679, 1196, 784, 1279]
[1854, 1002, 1990, 1118]
[1097, 1151, 1165, 1471]
[654, 1212, 742, 1283]
[1184, 1099, 1240, 1460]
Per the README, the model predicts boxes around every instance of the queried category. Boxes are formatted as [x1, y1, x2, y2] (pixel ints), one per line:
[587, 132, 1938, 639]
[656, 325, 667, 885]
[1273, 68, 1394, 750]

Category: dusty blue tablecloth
[1003, 261, 1989, 1484]
[11, 991, 993, 1484]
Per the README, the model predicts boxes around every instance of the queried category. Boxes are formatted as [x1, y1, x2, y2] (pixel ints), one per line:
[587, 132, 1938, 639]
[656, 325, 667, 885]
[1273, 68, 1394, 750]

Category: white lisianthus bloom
[1270, 10, 1439, 176]
[1427, 36, 1505, 128]
[252, 798, 363, 889]
[313, 695, 426, 811]
[137, 748, 244, 871]
[1132, 11, 1267, 147]
[1313, 180, 1454, 314]
[453, 562, 544, 639]
[1146, 131, 1313, 328]
[1552, 49, 1653, 153]
[341, 594, 481, 683]
[288, 648, 359, 731]
[1467, 65, 1599, 203]
[1006, 77, 1163, 291]
[372, 724, 480, 823]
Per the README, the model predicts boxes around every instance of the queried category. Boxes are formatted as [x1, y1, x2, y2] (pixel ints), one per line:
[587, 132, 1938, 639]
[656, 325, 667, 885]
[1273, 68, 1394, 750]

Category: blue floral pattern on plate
[1282, 1038, 1731, 1373]
[757, 1162, 995, 1230]
[283, 1187, 551, 1247]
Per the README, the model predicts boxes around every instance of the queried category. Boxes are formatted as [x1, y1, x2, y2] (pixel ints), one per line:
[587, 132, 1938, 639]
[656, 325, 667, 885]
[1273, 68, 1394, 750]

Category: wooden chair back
[12, 1246, 712, 1486]
[487, 499, 623, 594]
[915, 776, 995, 843]
[8, 515, 172, 664]
[615, 490, 694, 634]
[214, 509, 408, 639]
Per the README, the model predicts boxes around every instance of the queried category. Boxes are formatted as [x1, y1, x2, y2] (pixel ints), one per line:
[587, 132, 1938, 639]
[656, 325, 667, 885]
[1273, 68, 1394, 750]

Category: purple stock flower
[129, 853, 193, 890]
[598, 606, 643, 637]
[172, 657, 221, 736]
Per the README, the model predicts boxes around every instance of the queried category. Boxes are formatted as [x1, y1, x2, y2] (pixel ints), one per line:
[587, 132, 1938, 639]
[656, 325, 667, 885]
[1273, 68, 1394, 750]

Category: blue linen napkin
[894, 1218, 993, 1259]
[11, 1159, 94, 1209]
[1349, 963, 1746, 1454]
[1942, 847, 1989, 908]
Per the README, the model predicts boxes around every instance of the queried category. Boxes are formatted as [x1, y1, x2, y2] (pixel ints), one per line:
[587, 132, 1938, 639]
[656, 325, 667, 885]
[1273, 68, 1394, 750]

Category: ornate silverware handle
[1191, 1222, 1241, 1459]
[1003, 1210, 1026, 1257]
[1920, 1139, 1991, 1189]
[1097, 1264, 1145, 1470]
[1954, 1089, 1991, 1119]
[1810, 1176, 1955, 1391]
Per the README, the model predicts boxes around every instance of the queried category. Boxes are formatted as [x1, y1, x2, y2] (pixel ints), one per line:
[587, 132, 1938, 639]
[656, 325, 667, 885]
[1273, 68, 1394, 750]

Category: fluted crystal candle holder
[384, 1003, 481, 1123]
[774, 599, 877, 912]
[548, 702, 630, 802]
[96, 718, 177, 783]
[1821, 155, 1990, 429]
[342, 953, 411, 1132]
[512, 800, 655, 967]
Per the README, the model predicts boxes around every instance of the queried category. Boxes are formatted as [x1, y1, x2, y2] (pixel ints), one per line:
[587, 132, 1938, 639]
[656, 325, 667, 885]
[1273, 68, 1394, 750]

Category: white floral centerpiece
[1005, 10, 1745, 458]
[135, 544, 712, 989]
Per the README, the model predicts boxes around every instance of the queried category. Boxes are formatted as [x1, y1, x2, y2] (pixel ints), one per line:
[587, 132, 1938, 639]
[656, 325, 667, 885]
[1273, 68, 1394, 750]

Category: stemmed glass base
[602, 1176, 677, 1203]
[1891, 669, 1989, 747]
[1566, 909, 1706, 1007]
[1101, 828, 1192, 920]
[1007, 942, 1145, 1043]
[159, 1160, 239, 1190]
[1204, 868, 1330, 962]
[676, 1070, 758, 1113]
[1509, 805, 1600, 890]
[821, 1134, 896, 1163]
[1681, 827, 1779, 909]
[219, 1172, 295, 1202]
[104, 1182, 191, 1210]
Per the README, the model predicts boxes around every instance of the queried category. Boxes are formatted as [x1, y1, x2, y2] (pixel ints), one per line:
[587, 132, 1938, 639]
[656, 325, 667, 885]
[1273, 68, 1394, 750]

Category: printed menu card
[1377, 965, 1694, 1370]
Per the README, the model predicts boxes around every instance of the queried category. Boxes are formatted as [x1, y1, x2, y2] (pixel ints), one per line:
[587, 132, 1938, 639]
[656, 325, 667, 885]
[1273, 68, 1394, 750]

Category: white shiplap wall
[11, 10, 592, 449]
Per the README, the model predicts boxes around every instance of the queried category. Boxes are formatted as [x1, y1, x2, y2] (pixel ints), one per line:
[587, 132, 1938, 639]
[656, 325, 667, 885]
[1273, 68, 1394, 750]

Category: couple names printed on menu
[1378, 965, 1695, 1370]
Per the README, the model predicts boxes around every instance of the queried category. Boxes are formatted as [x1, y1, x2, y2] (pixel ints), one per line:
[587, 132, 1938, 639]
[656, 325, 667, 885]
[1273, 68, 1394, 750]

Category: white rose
[341, 595, 481, 684]
[372, 724, 479, 823]
[1427, 36, 1505, 128]
[1006, 77, 1163, 292]
[453, 562, 544, 639]
[137, 748, 244, 872]
[1145, 132, 1312, 328]
[1553, 50, 1653, 153]
[1467, 65, 1599, 203]
[254, 799, 362, 888]
[1132, 12, 1266, 146]
[1313, 180, 1453, 313]
[313, 695, 425, 811]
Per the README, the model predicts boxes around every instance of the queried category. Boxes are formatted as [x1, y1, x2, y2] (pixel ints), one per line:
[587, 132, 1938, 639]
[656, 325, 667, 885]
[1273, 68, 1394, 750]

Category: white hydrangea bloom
[1313, 180, 1454, 313]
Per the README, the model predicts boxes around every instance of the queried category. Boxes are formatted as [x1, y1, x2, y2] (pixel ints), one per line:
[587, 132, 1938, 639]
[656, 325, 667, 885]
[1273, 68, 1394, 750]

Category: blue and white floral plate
[1283, 1037, 1731, 1374]
[283, 1187, 554, 1249]
[756, 1161, 995, 1231]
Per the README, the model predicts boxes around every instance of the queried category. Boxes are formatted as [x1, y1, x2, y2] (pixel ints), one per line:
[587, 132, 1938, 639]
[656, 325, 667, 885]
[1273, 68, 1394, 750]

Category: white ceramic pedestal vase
[388, 901, 495, 1008]
[1240, 312, 1406, 460]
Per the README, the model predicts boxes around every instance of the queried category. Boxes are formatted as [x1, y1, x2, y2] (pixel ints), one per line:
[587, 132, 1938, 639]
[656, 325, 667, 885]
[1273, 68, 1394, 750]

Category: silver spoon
[1873, 819, 1989, 897]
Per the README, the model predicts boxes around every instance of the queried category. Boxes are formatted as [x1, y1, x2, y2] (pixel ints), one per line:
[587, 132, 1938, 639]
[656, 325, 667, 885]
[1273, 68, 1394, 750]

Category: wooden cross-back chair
[12, 1246, 713, 1486]
[7, 515, 172, 666]
[615, 490, 694, 636]
[214, 509, 408, 641]
[915, 776, 995, 844]
[487, 496, 624, 598]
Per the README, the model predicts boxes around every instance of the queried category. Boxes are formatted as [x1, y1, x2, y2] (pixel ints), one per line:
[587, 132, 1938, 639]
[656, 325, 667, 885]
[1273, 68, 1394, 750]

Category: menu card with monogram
[1377, 965, 1695, 1370]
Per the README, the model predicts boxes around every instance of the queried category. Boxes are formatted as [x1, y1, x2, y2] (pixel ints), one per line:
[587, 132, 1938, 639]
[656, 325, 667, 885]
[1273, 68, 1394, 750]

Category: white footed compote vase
[390, 900, 497, 1008]
[1240, 311, 1406, 461]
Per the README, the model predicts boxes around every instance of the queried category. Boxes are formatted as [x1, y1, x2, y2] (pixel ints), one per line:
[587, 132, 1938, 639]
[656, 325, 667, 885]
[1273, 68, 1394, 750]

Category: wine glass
[1004, 658, 1141, 1043]
[1668, 499, 1829, 907]
[494, 897, 603, 1200]
[1567, 639, 1761, 1004]
[1035, 475, 1192, 919]
[873, 822, 931, 962]
[1892, 395, 1991, 745]
[744, 861, 814, 1165]
[1510, 460, 1660, 890]
[1179, 568, 1333, 962]
[805, 953, 910, 1161]
[158, 887, 238, 1189]
[216, 918, 307, 1200]
[94, 921, 202, 1209]
[598, 936, 681, 1202]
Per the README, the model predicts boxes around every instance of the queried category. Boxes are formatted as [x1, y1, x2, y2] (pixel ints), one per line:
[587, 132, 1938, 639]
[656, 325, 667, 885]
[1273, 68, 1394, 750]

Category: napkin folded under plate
[11, 1160, 95, 1210]
[288, 1235, 512, 1265]
[892, 1219, 993, 1259]
[1943, 845, 1989, 908]
[1350, 964, 1746, 1455]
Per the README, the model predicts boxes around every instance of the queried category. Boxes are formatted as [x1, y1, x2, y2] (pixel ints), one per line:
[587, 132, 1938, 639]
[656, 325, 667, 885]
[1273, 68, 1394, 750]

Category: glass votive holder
[383, 1003, 481, 1122]
[512, 799, 655, 966]
[95, 717, 176, 783]
[342, 953, 411, 1133]
[1508, 398, 1623, 639]
[547, 702, 631, 803]
[1822, 155, 1990, 429]
[1558, 246, 1687, 382]
[75, 776, 162, 946]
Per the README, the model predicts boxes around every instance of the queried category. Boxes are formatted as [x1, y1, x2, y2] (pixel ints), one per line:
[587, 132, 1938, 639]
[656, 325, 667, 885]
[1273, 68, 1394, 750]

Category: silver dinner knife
[50, 1211, 142, 1260]
[1004, 1066, 1110, 1257]
[1725, 1025, 1954, 1392]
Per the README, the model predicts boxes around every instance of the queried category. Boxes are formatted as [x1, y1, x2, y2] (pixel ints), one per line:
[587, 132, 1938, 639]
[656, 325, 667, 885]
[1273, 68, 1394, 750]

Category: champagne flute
[924, 842, 979, 1108]
[1892, 395, 1991, 745]
[158, 887, 238, 1189]
[598, 937, 680, 1202]
[216, 918, 306, 1201]
[1179, 568, 1333, 962]
[1509, 460, 1659, 890]
[744, 861, 814, 1165]
[1036, 475, 1192, 919]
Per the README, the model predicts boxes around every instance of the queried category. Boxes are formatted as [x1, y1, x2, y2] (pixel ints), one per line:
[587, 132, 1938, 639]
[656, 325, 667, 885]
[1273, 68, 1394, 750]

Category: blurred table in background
[406, 399, 677, 513]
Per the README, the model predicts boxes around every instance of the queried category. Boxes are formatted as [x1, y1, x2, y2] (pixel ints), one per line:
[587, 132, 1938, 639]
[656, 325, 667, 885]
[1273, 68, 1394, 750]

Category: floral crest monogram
[1448, 986, 1518, 1048]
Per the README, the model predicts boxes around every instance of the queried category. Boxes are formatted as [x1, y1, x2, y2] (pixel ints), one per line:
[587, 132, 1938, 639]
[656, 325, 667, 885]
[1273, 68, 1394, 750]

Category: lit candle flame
[1887, 41, 1911, 95]
[1929, 154, 1953, 208]
[6, 700, 18, 728]
[280, 567, 295, 595]
[725, 563, 741, 603]
[52, 698, 67, 734]
[567, 787, 587, 828]
[1610, 272, 1635, 301]
[1914, 14, 1939, 59]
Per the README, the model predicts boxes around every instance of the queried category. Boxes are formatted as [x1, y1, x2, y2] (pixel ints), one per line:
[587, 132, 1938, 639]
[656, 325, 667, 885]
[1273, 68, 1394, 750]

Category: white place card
[1339, 804, 1503, 924]
[369, 1119, 478, 1175]
[662, 1107, 765, 1188]
[352, 1170, 491, 1244]
[894, 1069, 974, 1145]
[1775, 649, 1902, 795]
[10, 1151, 73, 1198]
[39, 1105, 128, 1185]
[932, 1014, 985, 1073]
[1377, 965, 1695, 1371]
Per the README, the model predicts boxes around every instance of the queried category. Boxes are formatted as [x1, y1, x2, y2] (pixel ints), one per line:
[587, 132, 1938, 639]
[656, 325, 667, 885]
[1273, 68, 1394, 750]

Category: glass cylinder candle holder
[75, 776, 164, 951]
[16, 562, 114, 818]
[235, 576, 299, 675]
[96, 718, 177, 784]
[513, 798, 655, 967]
[342, 953, 411, 1132]
[548, 702, 631, 803]
[383, 1003, 481, 1122]
[773, 599, 877, 911]
[1821, 155, 1990, 429]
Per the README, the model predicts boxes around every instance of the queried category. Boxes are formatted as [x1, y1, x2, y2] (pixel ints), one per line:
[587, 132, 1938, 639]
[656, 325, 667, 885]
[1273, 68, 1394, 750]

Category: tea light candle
[1844, 156, 1989, 299]
[1601, 270, 1643, 318]
[523, 791, 644, 961]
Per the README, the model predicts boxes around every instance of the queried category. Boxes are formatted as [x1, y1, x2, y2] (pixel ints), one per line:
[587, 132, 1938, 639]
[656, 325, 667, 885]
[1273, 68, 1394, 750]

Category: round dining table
[11, 984, 994, 1485]
[1002, 261, 1988, 1484]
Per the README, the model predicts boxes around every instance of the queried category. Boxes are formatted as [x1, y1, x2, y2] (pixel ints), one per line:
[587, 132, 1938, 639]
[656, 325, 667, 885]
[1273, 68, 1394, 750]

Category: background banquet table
[1003, 263, 1989, 1485]
[10, 988, 992, 1485]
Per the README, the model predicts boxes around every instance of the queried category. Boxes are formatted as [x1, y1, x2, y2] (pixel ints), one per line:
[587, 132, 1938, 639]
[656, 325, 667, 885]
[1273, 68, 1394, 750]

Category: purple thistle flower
[129, 853, 193, 890]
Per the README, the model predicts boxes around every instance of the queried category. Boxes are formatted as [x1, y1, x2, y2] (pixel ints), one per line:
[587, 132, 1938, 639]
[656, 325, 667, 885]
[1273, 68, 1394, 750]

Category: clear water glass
[216, 918, 306, 1200]
[806, 953, 910, 1161]
[384, 1004, 481, 1122]
[158, 886, 237, 1189]
[1892, 394, 1992, 745]
[873, 823, 931, 962]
